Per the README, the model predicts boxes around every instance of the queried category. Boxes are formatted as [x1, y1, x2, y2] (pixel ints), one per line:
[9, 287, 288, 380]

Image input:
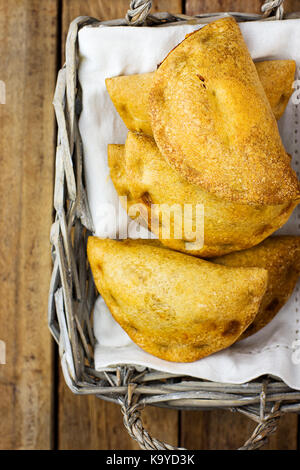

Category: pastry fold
[88, 237, 268, 362]
[214, 236, 300, 339]
[148, 17, 299, 205]
[106, 60, 295, 135]
[108, 132, 297, 257]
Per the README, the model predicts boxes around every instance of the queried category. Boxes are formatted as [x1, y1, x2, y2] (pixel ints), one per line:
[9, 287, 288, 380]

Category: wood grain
[58, 386, 140, 450]
[0, 0, 57, 450]
[58, 0, 181, 450]
[185, 0, 300, 15]
[186, 0, 261, 14]
[181, 409, 298, 450]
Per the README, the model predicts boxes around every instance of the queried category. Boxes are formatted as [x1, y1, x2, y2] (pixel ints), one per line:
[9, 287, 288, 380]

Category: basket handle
[262, 0, 285, 19]
[120, 383, 282, 450]
[125, 0, 286, 25]
[126, 0, 153, 25]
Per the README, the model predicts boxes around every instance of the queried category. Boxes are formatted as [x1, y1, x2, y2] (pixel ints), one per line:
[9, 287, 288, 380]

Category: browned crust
[149, 17, 300, 206]
[108, 134, 298, 258]
[87, 237, 268, 362]
[214, 236, 300, 339]
[105, 60, 296, 137]
[255, 60, 296, 120]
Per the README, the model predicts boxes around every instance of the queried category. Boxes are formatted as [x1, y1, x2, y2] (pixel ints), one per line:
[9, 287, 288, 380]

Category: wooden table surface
[0, 0, 300, 450]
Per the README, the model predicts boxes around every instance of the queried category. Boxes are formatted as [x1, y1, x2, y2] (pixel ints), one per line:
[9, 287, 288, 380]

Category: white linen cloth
[78, 18, 300, 389]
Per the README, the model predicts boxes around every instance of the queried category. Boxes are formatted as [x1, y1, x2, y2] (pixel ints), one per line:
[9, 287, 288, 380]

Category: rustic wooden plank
[182, 0, 299, 451]
[185, 0, 300, 15]
[285, 0, 300, 12]
[265, 413, 298, 450]
[181, 409, 298, 450]
[58, 385, 140, 450]
[58, 0, 181, 450]
[0, 0, 57, 450]
[186, 0, 261, 14]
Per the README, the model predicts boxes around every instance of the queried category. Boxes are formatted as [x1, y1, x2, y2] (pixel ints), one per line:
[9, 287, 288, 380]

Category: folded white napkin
[78, 18, 300, 390]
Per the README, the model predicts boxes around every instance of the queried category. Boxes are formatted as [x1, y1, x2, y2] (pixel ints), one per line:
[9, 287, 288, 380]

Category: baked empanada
[149, 17, 299, 205]
[105, 60, 295, 135]
[108, 132, 297, 257]
[214, 236, 300, 339]
[255, 60, 296, 120]
[87, 237, 268, 362]
[106, 72, 154, 137]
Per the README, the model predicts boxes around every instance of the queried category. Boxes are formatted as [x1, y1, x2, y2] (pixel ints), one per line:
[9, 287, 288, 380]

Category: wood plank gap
[53, 0, 63, 451]
[182, 0, 186, 14]
[297, 414, 300, 450]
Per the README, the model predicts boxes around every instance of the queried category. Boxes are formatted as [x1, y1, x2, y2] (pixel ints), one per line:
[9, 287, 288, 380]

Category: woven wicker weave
[49, 0, 300, 450]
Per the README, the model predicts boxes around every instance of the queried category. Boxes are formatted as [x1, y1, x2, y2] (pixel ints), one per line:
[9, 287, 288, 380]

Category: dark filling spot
[193, 343, 209, 349]
[196, 74, 206, 88]
[279, 201, 292, 216]
[245, 322, 256, 333]
[119, 104, 127, 113]
[266, 297, 280, 312]
[107, 292, 118, 306]
[123, 190, 132, 201]
[254, 224, 272, 237]
[125, 322, 138, 333]
[279, 94, 288, 104]
[222, 320, 240, 337]
[141, 192, 152, 207]
[156, 343, 168, 350]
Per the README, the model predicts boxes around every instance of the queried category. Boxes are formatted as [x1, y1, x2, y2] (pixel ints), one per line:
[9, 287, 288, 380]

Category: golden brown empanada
[105, 60, 295, 135]
[255, 60, 296, 120]
[214, 236, 300, 339]
[87, 237, 268, 362]
[108, 132, 297, 257]
[106, 72, 154, 137]
[149, 17, 299, 205]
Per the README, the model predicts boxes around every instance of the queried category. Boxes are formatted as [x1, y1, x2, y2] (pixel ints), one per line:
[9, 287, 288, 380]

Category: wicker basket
[49, 0, 300, 450]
